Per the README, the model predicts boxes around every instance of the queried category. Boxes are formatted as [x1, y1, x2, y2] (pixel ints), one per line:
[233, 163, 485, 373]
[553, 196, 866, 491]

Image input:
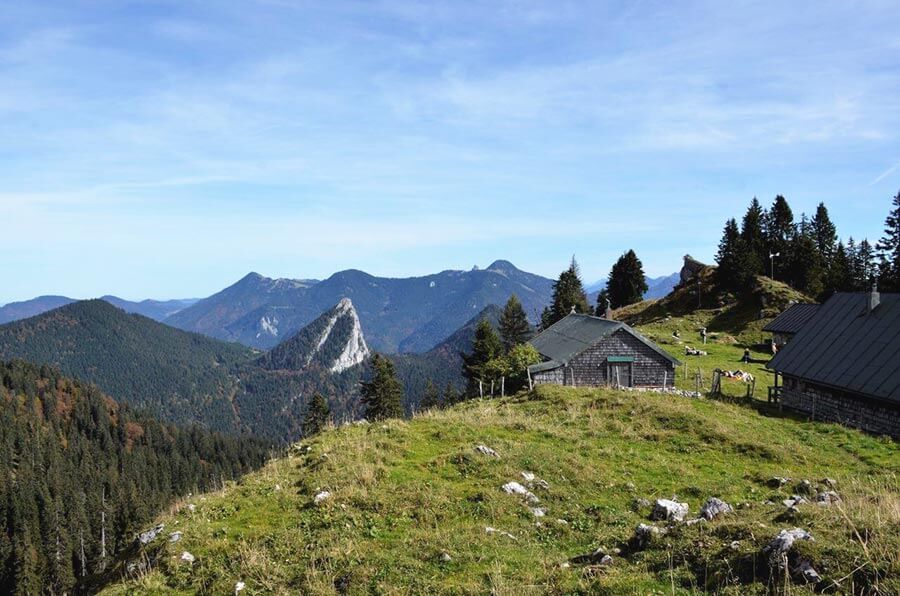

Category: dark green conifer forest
[0, 360, 272, 594]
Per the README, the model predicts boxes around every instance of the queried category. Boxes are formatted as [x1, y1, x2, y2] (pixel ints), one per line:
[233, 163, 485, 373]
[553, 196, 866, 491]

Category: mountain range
[163, 260, 553, 353]
[0, 296, 497, 440]
[0, 294, 197, 324]
[2, 261, 679, 355]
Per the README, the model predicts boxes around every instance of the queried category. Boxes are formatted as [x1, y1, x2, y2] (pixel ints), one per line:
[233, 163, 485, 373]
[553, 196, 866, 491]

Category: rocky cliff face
[256, 298, 370, 373]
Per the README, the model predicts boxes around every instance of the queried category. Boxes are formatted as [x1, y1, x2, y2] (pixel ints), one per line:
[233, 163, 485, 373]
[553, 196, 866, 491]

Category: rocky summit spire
[256, 298, 370, 374]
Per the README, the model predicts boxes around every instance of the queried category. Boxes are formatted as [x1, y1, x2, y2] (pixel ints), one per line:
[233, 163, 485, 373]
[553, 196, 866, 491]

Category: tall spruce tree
[360, 354, 404, 421]
[764, 195, 795, 279]
[740, 197, 767, 275]
[606, 250, 648, 309]
[461, 319, 503, 396]
[546, 257, 590, 326]
[849, 238, 876, 290]
[825, 242, 852, 295]
[812, 202, 838, 264]
[302, 393, 330, 436]
[498, 294, 531, 352]
[786, 219, 825, 298]
[715, 218, 754, 291]
[876, 191, 900, 291]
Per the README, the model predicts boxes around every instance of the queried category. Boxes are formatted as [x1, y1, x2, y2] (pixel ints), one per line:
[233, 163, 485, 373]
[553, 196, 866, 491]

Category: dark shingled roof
[528, 313, 680, 372]
[767, 292, 900, 405]
[763, 303, 820, 334]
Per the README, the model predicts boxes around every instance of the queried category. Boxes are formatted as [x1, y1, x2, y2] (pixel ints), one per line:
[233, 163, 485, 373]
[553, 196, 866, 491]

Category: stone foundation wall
[780, 377, 900, 439]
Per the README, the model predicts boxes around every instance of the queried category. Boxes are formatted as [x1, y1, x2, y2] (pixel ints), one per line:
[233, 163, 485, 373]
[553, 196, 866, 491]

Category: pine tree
[546, 257, 590, 326]
[360, 354, 404, 421]
[825, 242, 852, 295]
[876, 191, 900, 291]
[461, 319, 502, 397]
[786, 221, 825, 298]
[419, 380, 441, 411]
[764, 195, 795, 280]
[606, 250, 648, 309]
[812, 202, 838, 264]
[302, 393, 330, 437]
[850, 238, 877, 290]
[740, 197, 767, 275]
[715, 218, 754, 291]
[498, 295, 531, 352]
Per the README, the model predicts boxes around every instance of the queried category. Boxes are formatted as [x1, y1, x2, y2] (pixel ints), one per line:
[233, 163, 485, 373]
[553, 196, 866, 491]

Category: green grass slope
[616, 268, 814, 400]
[104, 386, 898, 595]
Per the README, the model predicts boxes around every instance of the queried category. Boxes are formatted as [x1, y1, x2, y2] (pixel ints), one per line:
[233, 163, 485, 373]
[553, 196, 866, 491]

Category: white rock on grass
[650, 499, 689, 522]
[313, 491, 332, 505]
[475, 444, 500, 458]
[187, 504, 197, 513]
[782, 495, 808, 508]
[235, 581, 246, 594]
[521, 471, 535, 482]
[502, 481, 540, 504]
[699, 497, 733, 521]
[168, 531, 183, 543]
[180, 551, 196, 564]
[765, 528, 814, 556]
[138, 524, 165, 545]
[531, 507, 547, 517]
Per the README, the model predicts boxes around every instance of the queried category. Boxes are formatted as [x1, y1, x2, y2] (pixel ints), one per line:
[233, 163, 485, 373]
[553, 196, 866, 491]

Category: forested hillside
[0, 300, 256, 433]
[0, 360, 273, 595]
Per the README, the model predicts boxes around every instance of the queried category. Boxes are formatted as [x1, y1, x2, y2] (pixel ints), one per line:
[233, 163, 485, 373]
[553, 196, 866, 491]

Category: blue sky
[2, 0, 899, 303]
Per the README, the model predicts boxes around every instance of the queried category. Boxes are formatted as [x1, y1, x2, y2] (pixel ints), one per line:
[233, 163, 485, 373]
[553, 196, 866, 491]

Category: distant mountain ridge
[164, 260, 553, 353]
[0, 294, 197, 324]
[0, 296, 492, 440]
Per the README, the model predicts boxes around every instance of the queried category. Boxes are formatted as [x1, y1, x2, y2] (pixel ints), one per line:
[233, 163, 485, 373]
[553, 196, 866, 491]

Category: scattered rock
[764, 528, 814, 557]
[555, 518, 569, 525]
[632, 524, 663, 550]
[821, 478, 837, 488]
[485, 526, 517, 540]
[533, 479, 550, 490]
[650, 499, 689, 522]
[168, 531, 183, 543]
[729, 540, 741, 551]
[782, 495, 808, 508]
[187, 504, 197, 513]
[475, 445, 500, 458]
[531, 507, 547, 517]
[313, 491, 332, 505]
[699, 497, 733, 521]
[235, 581, 246, 594]
[521, 471, 535, 482]
[180, 551, 196, 564]
[439, 551, 452, 563]
[274, 484, 282, 492]
[797, 559, 821, 583]
[816, 491, 841, 506]
[138, 524, 165, 545]
[501, 481, 539, 504]
[570, 547, 613, 566]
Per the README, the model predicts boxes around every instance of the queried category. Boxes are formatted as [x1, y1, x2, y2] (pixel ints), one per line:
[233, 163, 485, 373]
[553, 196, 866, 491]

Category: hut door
[609, 362, 633, 388]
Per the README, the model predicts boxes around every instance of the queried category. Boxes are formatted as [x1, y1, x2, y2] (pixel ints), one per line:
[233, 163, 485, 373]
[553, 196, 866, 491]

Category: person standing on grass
[743, 348, 751, 363]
